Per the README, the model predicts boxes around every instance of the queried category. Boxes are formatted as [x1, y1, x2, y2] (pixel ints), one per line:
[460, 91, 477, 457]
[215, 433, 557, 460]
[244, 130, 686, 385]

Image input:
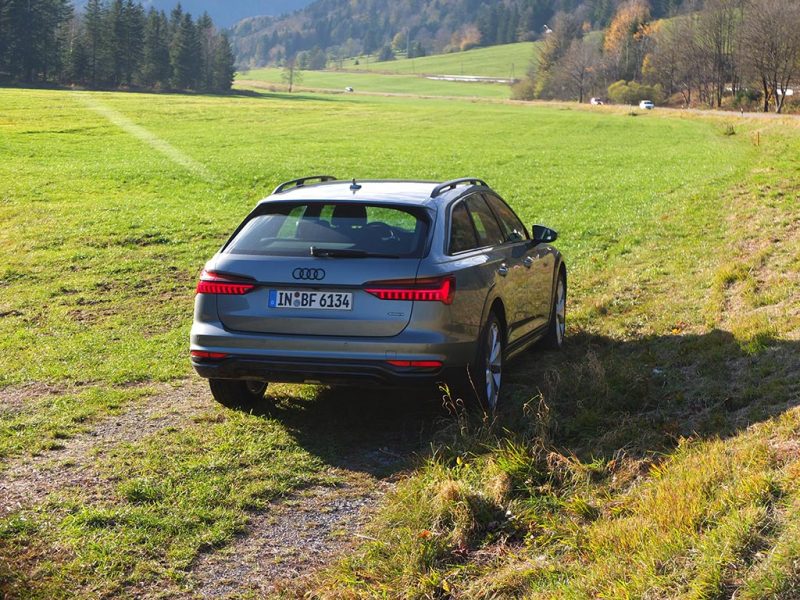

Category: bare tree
[695, 0, 743, 108]
[281, 57, 303, 92]
[740, 0, 800, 113]
[645, 15, 704, 107]
[558, 37, 602, 102]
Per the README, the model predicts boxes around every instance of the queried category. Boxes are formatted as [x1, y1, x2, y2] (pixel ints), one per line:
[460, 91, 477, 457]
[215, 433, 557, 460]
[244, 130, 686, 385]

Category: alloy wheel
[484, 321, 502, 411]
[555, 278, 566, 345]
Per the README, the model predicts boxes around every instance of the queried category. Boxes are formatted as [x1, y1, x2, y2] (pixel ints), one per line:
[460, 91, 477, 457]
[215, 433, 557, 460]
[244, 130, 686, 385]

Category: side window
[465, 194, 505, 247]
[486, 194, 529, 242]
[449, 201, 478, 254]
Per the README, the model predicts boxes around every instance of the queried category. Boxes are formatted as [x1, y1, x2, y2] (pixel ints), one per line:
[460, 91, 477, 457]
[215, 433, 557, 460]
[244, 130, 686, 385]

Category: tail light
[364, 276, 455, 305]
[387, 360, 443, 368]
[190, 350, 229, 360]
[196, 270, 256, 295]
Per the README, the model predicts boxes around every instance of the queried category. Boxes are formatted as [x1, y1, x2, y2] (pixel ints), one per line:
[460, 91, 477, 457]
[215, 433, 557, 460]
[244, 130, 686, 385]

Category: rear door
[461, 194, 529, 344]
[212, 201, 430, 338]
[485, 193, 551, 335]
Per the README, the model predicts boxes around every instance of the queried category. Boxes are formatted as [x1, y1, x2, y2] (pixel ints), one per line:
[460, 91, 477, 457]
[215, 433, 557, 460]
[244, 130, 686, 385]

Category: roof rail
[272, 175, 338, 195]
[430, 177, 488, 198]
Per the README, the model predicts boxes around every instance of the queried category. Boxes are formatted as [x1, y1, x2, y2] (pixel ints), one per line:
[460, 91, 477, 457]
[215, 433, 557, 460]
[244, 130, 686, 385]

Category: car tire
[541, 271, 566, 350]
[208, 379, 268, 408]
[473, 311, 505, 413]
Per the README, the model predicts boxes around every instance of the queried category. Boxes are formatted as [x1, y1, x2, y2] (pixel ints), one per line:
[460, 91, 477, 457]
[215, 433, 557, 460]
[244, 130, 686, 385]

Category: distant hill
[229, 0, 691, 68]
[73, 1, 313, 28]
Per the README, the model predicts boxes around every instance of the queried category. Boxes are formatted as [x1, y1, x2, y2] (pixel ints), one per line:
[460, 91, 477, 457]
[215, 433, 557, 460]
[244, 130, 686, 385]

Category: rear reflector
[365, 276, 455, 304]
[191, 350, 229, 360]
[196, 270, 256, 295]
[387, 360, 443, 368]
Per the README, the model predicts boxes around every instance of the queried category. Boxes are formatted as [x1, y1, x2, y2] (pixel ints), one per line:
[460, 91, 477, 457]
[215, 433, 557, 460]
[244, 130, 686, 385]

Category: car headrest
[331, 204, 367, 228]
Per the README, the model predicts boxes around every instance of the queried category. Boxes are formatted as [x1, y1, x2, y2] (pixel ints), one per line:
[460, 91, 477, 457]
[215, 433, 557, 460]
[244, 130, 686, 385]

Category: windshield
[224, 202, 430, 258]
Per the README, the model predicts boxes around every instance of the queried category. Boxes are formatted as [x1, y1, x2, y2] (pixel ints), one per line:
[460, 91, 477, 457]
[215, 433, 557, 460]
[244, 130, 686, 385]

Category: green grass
[338, 41, 539, 78]
[1, 86, 799, 597]
[238, 67, 512, 98]
[0, 89, 755, 387]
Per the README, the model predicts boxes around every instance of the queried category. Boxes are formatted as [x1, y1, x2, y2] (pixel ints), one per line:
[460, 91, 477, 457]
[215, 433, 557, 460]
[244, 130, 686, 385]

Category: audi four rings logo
[292, 268, 326, 281]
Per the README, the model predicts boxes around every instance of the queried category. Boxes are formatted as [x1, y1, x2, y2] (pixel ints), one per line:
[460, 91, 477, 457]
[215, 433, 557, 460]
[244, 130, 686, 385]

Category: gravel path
[0, 381, 68, 417]
[0, 379, 209, 518]
[189, 478, 391, 598]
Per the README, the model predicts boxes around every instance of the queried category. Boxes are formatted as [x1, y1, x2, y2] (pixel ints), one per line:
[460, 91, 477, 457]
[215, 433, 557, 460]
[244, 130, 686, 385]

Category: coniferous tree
[168, 3, 182, 38]
[84, 0, 106, 85]
[211, 32, 236, 92]
[0, 0, 70, 82]
[170, 12, 199, 89]
[68, 33, 89, 83]
[122, 0, 144, 84]
[141, 8, 170, 88]
[0, 0, 231, 91]
[196, 11, 215, 90]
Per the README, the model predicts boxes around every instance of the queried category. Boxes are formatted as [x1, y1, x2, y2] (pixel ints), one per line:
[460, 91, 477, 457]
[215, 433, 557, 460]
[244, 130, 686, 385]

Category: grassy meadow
[240, 42, 540, 98]
[339, 42, 538, 77]
[238, 67, 512, 98]
[0, 84, 799, 598]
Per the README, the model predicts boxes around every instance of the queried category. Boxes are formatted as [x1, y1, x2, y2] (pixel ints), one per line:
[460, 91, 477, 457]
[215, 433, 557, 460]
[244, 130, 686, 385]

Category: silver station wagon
[190, 176, 566, 411]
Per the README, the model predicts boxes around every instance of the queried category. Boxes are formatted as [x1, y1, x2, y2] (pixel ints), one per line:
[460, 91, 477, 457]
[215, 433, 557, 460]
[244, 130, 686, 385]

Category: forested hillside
[230, 0, 690, 67]
[516, 0, 800, 113]
[0, 0, 235, 91]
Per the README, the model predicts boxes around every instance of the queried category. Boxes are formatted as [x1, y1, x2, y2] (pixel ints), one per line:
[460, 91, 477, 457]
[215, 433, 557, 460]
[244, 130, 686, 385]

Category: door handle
[523, 257, 534, 268]
[498, 264, 509, 277]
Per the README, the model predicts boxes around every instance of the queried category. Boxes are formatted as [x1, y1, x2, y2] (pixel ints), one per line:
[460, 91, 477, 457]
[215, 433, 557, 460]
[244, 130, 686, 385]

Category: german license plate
[269, 290, 352, 310]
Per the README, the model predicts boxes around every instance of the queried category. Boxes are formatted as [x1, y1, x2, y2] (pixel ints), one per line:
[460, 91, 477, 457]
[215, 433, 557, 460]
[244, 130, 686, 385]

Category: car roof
[259, 179, 486, 208]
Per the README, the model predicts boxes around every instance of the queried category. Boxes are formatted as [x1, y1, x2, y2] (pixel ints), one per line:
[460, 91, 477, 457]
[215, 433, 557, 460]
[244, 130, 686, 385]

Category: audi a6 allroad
[190, 176, 566, 411]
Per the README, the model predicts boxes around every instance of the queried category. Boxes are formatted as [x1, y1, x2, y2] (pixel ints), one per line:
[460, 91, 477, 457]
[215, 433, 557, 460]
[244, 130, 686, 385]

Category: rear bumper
[191, 355, 454, 387]
[190, 319, 476, 387]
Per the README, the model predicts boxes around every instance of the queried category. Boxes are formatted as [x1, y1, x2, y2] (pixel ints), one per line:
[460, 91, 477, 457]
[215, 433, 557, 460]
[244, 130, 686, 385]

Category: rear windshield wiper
[310, 246, 400, 259]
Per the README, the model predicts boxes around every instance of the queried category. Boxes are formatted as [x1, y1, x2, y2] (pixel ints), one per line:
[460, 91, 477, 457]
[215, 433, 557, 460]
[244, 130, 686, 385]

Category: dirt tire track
[0, 379, 210, 518]
[0, 382, 67, 417]
[189, 478, 392, 599]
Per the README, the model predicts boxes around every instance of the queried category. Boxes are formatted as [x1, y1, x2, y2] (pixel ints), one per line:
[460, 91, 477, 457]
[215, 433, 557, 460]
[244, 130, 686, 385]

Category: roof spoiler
[272, 175, 338, 195]
[431, 177, 488, 198]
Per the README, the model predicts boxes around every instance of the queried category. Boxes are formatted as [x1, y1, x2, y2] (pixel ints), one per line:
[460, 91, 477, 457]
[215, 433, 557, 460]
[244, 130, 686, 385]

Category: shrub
[607, 80, 664, 105]
[377, 44, 395, 62]
[511, 79, 536, 101]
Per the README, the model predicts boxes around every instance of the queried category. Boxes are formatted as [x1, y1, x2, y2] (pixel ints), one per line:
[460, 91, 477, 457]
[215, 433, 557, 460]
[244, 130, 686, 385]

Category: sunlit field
[238, 67, 512, 97]
[1, 86, 798, 597]
[340, 41, 538, 77]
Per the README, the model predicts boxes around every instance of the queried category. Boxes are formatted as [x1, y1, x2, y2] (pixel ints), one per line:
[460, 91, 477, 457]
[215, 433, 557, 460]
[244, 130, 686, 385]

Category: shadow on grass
[504, 328, 799, 460]
[0, 83, 340, 104]
[248, 384, 449, 478]
[227, 327, 798, 476]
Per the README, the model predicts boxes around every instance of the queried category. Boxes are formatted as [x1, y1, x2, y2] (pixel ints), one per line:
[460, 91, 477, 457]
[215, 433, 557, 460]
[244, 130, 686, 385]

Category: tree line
[230, 0, 695, 69]
[517, 0, 800, 113]
[0, 0, 236, 92]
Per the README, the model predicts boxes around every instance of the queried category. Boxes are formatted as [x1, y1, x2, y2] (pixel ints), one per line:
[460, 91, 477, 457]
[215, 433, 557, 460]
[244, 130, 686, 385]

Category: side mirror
[532, 225, 558, 245]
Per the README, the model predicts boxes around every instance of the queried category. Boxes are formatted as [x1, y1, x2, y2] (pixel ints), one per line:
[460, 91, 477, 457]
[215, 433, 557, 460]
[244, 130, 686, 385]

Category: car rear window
[224, 202, 430, 258]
